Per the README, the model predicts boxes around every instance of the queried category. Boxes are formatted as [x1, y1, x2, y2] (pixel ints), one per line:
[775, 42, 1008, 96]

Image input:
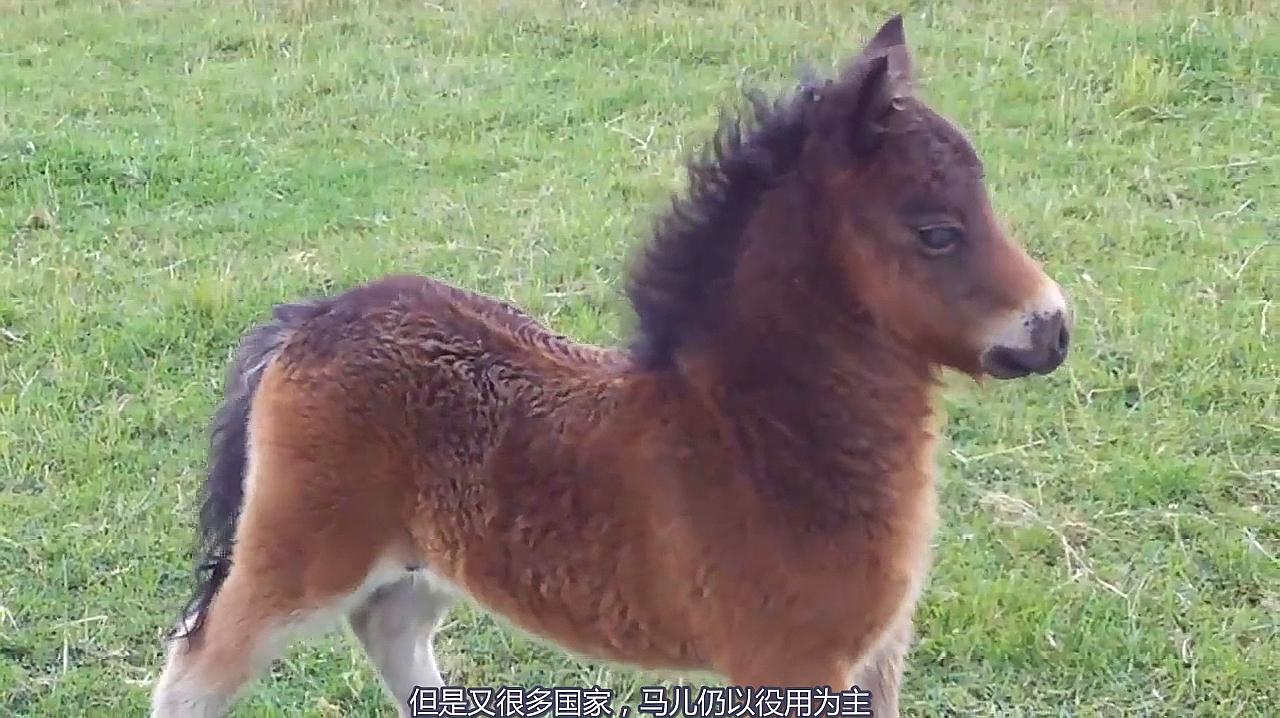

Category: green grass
[1, 0, 1276, 715]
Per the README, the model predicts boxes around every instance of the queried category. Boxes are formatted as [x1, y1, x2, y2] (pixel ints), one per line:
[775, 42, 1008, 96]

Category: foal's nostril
[1038, 310, 1069, 362]
[1035, 311, 1064, 350]
[1055, 322, 1071, 355]
[1030, 311, 1068, 373]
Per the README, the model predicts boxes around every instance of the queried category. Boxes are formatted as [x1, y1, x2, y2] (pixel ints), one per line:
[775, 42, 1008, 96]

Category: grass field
[1, 0, 1276, 715]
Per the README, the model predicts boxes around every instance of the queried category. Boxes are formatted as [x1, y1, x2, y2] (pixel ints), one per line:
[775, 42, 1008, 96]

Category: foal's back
[259, 273, 629, 515]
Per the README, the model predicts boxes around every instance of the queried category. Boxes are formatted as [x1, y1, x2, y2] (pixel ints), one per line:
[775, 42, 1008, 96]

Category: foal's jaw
[978, 277, 1071, 379]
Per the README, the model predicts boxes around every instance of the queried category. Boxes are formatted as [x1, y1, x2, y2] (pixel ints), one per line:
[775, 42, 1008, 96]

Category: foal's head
[803, 16, 1071, 379]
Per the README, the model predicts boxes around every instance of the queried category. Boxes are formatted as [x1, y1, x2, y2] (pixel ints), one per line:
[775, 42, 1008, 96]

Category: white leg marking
[348, 569, 459, 717]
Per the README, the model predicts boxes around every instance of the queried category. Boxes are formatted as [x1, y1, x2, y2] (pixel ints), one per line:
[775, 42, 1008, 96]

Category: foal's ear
[862, 14, 911, 65]
[836, 14, 915, 157]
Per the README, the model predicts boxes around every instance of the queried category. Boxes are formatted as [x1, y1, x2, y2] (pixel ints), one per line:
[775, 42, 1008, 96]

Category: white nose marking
[1030, 279, 1068, 319]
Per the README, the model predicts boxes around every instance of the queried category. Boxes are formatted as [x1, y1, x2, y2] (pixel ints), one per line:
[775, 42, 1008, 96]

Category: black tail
[171, 299, 325, 640]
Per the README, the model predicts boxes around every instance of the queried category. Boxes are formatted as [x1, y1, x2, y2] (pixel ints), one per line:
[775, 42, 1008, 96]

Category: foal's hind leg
[152, 562, 308, 717]
[152, 542, 405, 717]
[152, 463, 407, 714]
[348, 571, 456, 715]
[152, 547, 405, 717]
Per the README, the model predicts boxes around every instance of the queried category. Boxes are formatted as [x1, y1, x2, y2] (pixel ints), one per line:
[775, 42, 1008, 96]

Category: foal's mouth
[980, 345, 1064, 379]
[979, 310, 1071, 380]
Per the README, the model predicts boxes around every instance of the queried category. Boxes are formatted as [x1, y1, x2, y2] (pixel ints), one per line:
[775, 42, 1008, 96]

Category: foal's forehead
[876, 103, 989, 218]
[897, 104, 984, 178]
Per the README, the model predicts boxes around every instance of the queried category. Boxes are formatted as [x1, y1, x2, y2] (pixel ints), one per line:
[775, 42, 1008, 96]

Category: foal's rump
[170, 277, 514, 629]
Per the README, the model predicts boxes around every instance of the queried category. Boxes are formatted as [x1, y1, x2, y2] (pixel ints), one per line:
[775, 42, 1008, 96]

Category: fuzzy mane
[624, 85, 816, 369]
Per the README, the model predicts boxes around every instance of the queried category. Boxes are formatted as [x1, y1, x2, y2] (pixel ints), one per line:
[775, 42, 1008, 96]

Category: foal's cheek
[920, 271, 984, 347]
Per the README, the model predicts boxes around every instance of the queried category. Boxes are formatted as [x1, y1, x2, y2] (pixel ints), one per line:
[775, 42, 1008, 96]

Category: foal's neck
[696, 183, 941, 522]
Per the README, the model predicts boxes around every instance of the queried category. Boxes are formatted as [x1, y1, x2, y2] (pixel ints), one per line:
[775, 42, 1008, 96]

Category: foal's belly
[421, 531, 706, 671]
[403, 466, 707, 671]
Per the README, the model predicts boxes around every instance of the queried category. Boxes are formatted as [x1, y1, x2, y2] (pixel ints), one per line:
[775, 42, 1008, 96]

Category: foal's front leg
[724, 655, 855, 717]
[720, 618, 912, 717]
[848, 618, 912, 718]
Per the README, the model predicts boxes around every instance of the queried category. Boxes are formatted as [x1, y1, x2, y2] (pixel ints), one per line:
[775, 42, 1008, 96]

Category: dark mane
[624, 84, 814, 369]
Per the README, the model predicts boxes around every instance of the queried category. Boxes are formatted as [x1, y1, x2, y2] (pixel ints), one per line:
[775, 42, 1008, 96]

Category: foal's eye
[917, 225, 964, 255]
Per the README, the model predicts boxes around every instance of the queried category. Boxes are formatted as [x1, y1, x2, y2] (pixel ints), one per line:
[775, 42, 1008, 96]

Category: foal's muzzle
[980, 310, 1070, 379]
